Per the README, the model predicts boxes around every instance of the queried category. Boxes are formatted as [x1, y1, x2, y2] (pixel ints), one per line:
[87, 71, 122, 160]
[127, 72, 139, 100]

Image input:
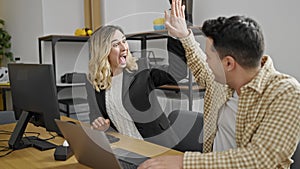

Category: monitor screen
[8, 63, 61, 150]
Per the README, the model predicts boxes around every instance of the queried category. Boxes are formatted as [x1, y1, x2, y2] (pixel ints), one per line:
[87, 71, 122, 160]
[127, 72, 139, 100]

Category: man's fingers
[171, 0, 176, 16]
[178, 0, 182, 17]
[181, 5, 185, 18]
[174, 0, 179, 17]
[164, 10, 170, 24]
[164, 10, 172, 34]
[138, 159, 157, 169]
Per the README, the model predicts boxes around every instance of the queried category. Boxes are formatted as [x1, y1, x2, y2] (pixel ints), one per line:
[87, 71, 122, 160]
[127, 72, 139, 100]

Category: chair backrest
[168, 110, 203, 152]
[291, 141, 300, 169]
[0, 111, 16, 124]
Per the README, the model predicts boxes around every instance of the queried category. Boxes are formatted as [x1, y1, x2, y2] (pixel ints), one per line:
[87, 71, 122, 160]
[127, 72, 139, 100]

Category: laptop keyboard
[119, 159, 138, 169]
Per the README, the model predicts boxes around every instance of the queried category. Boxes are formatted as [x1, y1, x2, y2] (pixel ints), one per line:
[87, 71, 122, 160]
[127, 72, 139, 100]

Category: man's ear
[222, 56, 236, 71]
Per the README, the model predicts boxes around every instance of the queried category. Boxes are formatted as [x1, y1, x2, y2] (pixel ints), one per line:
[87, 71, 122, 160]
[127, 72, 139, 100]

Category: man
[138, 0, 300, 168]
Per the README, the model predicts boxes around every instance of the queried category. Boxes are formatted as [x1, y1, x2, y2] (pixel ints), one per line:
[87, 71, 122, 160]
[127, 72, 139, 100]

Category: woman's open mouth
[119, 55, 127, 65]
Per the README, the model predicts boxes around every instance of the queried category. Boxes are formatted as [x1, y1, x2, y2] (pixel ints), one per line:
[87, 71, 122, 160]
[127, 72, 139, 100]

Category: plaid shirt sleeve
[179, 31, 300, 169]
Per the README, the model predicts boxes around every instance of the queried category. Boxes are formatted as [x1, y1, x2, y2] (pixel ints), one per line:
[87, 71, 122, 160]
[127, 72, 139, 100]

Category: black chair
[0, 111, 16, 124]
[168, 110, 203, 152]
[291, 142, 300, 169]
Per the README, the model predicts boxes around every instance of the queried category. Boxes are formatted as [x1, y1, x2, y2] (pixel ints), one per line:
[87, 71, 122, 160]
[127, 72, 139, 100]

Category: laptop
[55, 119, 149, 169]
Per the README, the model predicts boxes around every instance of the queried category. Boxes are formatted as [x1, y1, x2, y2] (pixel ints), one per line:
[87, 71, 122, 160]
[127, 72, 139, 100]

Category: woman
[86, 25, 187, 147]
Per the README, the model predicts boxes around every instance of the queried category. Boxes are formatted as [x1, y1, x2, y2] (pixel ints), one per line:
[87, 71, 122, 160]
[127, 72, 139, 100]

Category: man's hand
[137, 155, 183, 169]
[165, 0, 189, 38]
[91, 117, 110, 131]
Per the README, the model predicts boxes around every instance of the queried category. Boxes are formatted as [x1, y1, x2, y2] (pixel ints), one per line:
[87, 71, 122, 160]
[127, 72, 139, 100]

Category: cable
[0, 129, 58, 158]
[23, 131, 57, 141]
[0, 149, 14, 157]
[0, 130, 12, 134]
[0, 146, 14, 158]
[0, 139, 9, 142]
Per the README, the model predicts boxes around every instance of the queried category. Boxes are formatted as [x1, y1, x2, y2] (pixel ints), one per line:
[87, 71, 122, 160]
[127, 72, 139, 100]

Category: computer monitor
[7, 63, 61, 150]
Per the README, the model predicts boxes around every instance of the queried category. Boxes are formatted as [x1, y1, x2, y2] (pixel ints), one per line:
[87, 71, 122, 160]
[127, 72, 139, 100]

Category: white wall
[42, 0, 84, 35]
[193, 0, 300, 80]
[0, 0, 43, 63]
[102, 0, 171, 63]
[103, 0, 170, 33]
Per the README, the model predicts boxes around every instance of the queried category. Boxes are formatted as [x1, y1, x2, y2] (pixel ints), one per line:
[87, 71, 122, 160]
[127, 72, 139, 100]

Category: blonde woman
[86, 25, 187, 147]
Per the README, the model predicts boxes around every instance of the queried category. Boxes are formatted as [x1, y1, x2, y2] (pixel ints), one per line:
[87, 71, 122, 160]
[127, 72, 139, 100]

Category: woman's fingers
[92, 117, 110, 130]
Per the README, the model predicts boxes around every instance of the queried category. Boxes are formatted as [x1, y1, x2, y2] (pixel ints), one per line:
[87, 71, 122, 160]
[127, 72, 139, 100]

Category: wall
[102, 0, 171, 63]
[193, 0, 300, 80]
[42, 0, 84, 35]
[103, 0, 169, 33]
[0, 0, 43, 63]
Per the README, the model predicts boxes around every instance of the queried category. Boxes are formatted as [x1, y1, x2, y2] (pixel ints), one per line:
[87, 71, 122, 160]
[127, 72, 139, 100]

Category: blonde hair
[88, 25, 137, 92]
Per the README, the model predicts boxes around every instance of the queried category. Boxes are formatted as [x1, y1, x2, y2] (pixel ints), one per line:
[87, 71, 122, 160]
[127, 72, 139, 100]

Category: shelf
[38, 35, 90, 81]
[38, 35, 89, 43]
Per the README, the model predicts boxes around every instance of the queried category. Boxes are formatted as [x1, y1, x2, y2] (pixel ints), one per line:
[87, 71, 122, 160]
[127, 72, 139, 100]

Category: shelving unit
[38, 35, 90, 121]
[38, 35, 90, 81]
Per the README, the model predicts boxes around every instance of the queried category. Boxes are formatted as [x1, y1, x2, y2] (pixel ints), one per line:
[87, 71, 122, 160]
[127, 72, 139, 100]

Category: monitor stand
[8, 111, 57, 151]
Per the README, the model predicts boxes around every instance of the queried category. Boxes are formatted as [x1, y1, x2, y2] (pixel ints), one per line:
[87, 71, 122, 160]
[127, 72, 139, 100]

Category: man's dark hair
[202, 15, 265, 69]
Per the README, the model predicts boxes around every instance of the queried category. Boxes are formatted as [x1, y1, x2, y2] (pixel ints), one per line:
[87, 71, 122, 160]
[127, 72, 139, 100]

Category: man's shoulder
[267, 71, 300, 95]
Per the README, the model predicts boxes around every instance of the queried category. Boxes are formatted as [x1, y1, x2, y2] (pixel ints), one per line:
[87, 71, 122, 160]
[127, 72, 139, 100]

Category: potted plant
[0, 19, 13, 66]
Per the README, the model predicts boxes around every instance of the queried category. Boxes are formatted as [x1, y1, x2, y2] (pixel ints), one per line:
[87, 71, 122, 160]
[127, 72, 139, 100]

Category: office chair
[0, 111, 16, 124]
[168, 110, 203, 152]
[291, 141, 300, 169]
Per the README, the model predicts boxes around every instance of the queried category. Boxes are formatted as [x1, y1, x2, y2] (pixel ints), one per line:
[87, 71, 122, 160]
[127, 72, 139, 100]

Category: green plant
[0, 19, 13, 64]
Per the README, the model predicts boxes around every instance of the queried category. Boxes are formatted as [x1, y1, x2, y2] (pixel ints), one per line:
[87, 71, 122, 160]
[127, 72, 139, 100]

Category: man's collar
[241, 55, 275, 94]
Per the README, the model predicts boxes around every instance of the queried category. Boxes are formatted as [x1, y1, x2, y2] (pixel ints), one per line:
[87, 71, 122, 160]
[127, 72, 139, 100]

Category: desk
[0, 83, 10, 110]
[0, 117, 182, 169]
